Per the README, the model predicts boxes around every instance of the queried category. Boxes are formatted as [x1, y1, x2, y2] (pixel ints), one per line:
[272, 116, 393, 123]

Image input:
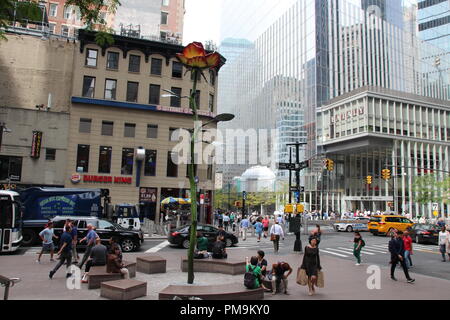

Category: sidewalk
[1, 247, 448, 300]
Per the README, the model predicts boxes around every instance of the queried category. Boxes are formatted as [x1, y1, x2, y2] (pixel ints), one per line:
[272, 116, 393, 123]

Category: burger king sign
[71, 174, 81, 184]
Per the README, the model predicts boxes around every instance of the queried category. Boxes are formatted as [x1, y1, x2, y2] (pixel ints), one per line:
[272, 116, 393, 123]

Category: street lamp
[0, 122, 12, 152]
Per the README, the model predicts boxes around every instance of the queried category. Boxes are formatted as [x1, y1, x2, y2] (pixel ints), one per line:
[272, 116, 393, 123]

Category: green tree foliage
[412, 174, 449, 204]
[0, 0, 42, 40]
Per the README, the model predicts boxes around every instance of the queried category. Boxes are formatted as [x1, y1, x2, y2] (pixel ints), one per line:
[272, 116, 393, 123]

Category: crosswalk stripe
[337, 247, 375, 255]
[321, 249, 349, 258]
[363, 247, 387, 253]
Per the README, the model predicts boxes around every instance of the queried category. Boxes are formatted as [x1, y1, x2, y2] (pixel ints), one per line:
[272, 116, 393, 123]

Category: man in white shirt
[270, 221, 285, 253]
[438, 226, 450, 262]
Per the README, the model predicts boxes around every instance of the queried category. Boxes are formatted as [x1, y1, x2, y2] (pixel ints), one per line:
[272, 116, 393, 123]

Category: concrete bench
[180, 257, 245, 275]
[262, 279, 285, 293]
[136, 255, 166, 274]
[159, 283, 264, 300]
[87, 261, 135, 289]
[101, 279, 147, 300]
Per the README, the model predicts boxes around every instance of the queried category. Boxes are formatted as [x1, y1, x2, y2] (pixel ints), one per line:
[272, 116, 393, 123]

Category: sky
[183, 0, 221, 45]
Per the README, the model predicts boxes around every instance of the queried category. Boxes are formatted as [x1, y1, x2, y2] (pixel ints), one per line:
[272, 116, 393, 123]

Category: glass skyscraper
[417, 0, 450, 52]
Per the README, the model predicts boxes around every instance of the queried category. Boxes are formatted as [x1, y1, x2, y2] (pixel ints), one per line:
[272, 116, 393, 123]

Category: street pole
[0, 123, 4, 152]
[227, 183, 231, 211]
[288, 148, 292, 203]
[295, 143, 300, 204]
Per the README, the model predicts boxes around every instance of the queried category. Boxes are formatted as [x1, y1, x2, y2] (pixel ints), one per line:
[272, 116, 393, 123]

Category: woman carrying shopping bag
[300, 237, 323, 296]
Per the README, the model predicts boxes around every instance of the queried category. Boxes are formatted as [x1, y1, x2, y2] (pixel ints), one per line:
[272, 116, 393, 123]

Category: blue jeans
[404, 250, 412, 268]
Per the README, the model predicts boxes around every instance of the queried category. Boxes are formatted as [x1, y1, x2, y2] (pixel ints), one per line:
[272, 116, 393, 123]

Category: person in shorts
[37, 222, 58, 263]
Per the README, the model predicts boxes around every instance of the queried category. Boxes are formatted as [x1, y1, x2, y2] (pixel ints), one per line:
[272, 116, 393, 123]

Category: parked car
[168, 224, 238, 249]
[410, 223, 440, 245]
[368, 215, 413, 236]
[334, 217, 369, 232]
[51, 216, 144, 252]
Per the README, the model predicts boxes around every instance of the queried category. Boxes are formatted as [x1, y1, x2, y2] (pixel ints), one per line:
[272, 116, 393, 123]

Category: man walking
[37, 222, 58, 263]
[69, 220, 79, 264]
[240, 216, 250, 241]
[438, 226, 449, 262]
[270, 220, 285, 253]
[223, 213, 230, 231]
[49, 225, 73, 279]
[389, 231, 415, 283]
[78, 224, 98, 269]
[402, 231, 413, 268]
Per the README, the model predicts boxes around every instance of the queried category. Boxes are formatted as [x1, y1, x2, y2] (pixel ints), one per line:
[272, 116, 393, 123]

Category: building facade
[417, 0, 450, 52]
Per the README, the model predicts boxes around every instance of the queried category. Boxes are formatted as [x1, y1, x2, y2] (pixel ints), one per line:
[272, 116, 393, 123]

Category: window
[161, 12, 168, 25]
[209, 70, 216, 86]
[207, 163, 213, 180]
[124, 123, 136, 138]
[79, 118, 91, 133]
[149, 84, 160, 104]
[101, 121, 114, 136]
[172, 61, 183, 78]
[104, 79, 117, 100]
[170, 87, 182, 107]
[82, 76, 95, 98]
[121, 148, 134, 175]
[45, 148, 56, 161]
[0, 156, 22, 181]
[63, 6, 71, 19]
[76, 145, 89, 172]
[129, 55, 141, 73]
[162, 0, 170, 6]
[106, 51, 119, 70]
[126, 81, 139, 102]
[147, 125, 158, 138]
[85, 49, 98, 67]
[49, 4, 58, 17]
[98, 220, 113, 230]
[98, 146, 112, 173]
[151, 58, 162, 75]
[49, 23, 56, 34]
[209, 94, 214, 112]
[74, 28, 80, 38]
[144, 150, 157, 176]
[166, 151, 178, 177]
[61, 26, 69, 37]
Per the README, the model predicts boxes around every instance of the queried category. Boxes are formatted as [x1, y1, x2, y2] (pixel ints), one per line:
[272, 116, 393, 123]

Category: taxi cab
[368, 215, 414, 236]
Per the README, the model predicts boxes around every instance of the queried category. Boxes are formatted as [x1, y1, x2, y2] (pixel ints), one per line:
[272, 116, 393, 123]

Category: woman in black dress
[301, 237, 322, 296]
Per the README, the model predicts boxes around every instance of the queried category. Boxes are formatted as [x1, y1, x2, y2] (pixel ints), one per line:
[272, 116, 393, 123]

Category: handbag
[270, 234, 276, 241]
[296, 268, 308, 286]
[317, 270, 324, 288]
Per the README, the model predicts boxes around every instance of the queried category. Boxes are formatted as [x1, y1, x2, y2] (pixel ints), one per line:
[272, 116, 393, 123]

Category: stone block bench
[87, 261, 136, 289]
[101, 279, 147, 300]
[136, 255, 166, 274]
[180, 257, 245, 275]
[159, 283, 264, 300]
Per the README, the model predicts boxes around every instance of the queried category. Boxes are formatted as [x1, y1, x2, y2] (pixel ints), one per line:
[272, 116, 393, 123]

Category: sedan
[334, 218, 369, 232]
[168, 224, 238, 249]
[410, 224, 440, 245]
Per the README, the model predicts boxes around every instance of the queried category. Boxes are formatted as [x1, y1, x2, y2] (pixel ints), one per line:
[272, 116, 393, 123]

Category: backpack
[244, 266, 257, 289]
[212, 241, 223, 255]
[360, 239, 366, 247]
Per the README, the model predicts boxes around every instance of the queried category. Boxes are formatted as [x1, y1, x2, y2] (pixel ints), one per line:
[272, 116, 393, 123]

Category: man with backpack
[211, 237, 227, 259]
[244, 256, 271, 291]
[353, 232, 365, 265]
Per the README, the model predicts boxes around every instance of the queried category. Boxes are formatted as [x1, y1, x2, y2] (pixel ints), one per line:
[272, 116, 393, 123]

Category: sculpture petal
[183, 42, 206, 59]
[176, 53, 189, 65]
[187, 56, 209, 68]
[205, 52, 221, 68]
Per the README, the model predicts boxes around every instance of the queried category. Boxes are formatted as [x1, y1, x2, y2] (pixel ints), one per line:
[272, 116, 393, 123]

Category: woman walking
[300, 237, 322, 296]
[353, 232, 364, 266]
[438, 226, 449, 262]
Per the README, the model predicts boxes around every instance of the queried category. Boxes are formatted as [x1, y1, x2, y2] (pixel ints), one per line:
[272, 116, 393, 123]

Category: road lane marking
[337, 247, 375, 255]
[145, 240, 169, 253]
[321, 249, 349, 257]
[363, 247, 388, 253]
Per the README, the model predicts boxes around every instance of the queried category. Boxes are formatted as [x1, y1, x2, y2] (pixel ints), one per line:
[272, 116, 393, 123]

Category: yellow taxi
[368, 215, 414, 236]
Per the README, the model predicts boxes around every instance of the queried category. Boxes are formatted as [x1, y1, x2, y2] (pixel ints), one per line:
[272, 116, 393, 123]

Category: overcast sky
[183, 0, 221, 45]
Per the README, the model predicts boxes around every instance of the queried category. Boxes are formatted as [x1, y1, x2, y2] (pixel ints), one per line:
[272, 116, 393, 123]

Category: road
[16, 227, 449, 281]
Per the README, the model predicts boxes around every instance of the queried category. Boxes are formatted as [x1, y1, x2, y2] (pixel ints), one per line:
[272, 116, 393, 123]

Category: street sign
[311, 158, 326, 172]
[242, 191, 247, 200]
[290, 186, 305, 192]
[278, 163, 296, 170]
[432, 203, 439, 211]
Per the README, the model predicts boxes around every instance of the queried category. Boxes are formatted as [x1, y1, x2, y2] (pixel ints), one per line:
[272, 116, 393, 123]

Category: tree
[0, 0, 121, 44]
[412, 174, 449, 204]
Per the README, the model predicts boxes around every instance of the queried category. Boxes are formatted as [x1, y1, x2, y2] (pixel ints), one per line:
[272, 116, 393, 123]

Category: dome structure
[240, 166, 276, 192]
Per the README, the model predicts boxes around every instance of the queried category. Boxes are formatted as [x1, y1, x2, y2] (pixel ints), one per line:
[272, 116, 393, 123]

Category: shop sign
[30, 131, 43, 158]
[330, 107, 364, 124]
[71, 174, 81, 184]
[139, 187, 157, 202]
[156, 105, 215, 118]
[78, 175, 132, 184]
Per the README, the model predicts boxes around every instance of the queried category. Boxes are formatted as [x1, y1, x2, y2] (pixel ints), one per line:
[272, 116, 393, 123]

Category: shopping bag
[270, 234, 276, 241]
[317, 270, 324, 288]
[296, 268, 308, 286]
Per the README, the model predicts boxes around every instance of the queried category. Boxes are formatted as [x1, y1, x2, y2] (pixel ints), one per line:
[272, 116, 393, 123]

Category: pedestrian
[353, 232, 365, 266]
[106, 245, 130, 279]
[223, 213, 230, 231]
[78, 224, 98, 269]
[218, 212, 223, 228]
[388, 231, 415, 283]
[211, 236, 227, 259]
[81, 238, 108, 283]
[402, 230, 413, 268]
[70, 220, 80, 264]
[216, 225, 227, 243]
[270, 220, 285, 253]
[49, 225, 73, 279]
[268, 261, 292, 295]
[254, 218, 263, 242]
[256, 250, 268, 279]
[309, 225, 322, 246]
[300, 237, 322, 296]
[438, 226, 449, 262]
[244, 256, 271, 291]
[230, 212, 235, 232]
[37, 221, 58, 263]
[262, 216, 270, 238]
[240, 216, 250, 241]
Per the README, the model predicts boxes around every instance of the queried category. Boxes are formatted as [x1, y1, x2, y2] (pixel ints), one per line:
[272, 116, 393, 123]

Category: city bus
[0, 190, 23, 253]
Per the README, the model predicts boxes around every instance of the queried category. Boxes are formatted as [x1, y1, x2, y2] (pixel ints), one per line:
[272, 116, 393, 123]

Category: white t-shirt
[438, 231, 448, 245]
[270, 224, 284, 237]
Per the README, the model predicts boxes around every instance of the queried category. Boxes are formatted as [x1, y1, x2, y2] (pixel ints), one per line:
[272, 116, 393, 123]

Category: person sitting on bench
[211, 236, 227, 259]
[106, 246, 129, 279]
[194, 232, 210, 259]
[81, 238, 107, 283]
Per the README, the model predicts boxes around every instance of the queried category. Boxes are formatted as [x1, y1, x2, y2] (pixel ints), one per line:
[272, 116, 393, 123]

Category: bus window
[0, 200, 13, 228]
[13, 202, 21, 229]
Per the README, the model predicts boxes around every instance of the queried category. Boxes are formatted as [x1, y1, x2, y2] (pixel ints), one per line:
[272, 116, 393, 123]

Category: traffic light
[296, 204, 305, 213]
[234, 201, 242, 208]
[381, 169, 391, 181]
[366, 176, 373, 185]
[326, 159, 334, 171]
[284, 204, 294, 213]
